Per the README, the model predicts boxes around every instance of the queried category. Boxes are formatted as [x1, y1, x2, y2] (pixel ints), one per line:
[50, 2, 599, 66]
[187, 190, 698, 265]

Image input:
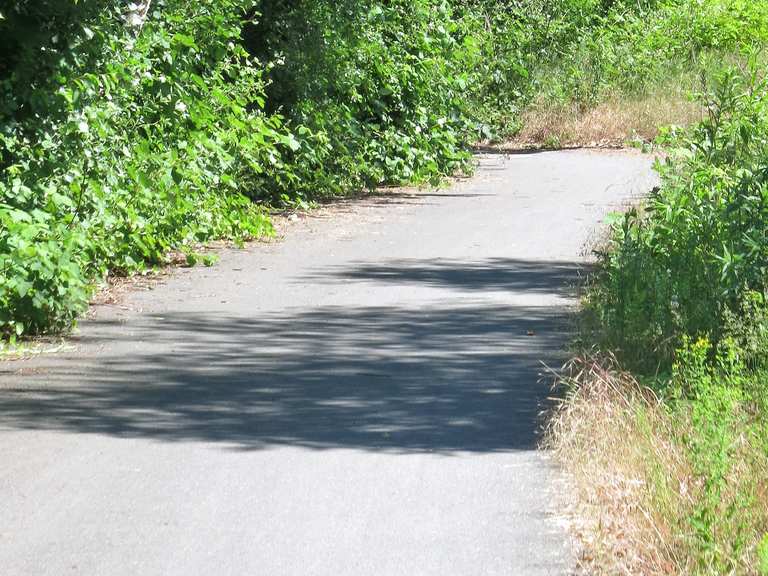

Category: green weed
[2, 0, 766, 337]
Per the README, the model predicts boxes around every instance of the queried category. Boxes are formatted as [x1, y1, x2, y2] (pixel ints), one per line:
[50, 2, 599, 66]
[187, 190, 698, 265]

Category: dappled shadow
[0, 258, 585, 453]
[305, 257, 589, 295]
[471, 145, 549, 155]
[311, 189, 493, 209]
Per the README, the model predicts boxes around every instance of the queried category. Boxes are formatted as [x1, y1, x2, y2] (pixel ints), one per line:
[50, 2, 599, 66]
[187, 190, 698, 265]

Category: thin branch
[125, 0, 152, 31]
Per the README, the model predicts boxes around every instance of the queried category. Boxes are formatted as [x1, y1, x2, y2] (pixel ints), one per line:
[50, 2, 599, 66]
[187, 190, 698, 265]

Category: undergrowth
[1, 0, 481, 339]
[2, 2, 767, 572]
[515, 0, 768, 145]
[549, 61, 768, 574]
[547, 352, 768, 575]
[2, 0, 766, 338]
[1, 0, 281, 338]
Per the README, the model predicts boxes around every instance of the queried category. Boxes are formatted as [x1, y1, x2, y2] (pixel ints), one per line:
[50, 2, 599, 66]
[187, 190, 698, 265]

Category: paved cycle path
[0, 150, 656, 575]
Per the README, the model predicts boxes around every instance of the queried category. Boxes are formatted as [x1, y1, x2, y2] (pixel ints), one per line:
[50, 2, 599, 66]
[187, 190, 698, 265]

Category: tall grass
[548, 60, 768, 575]
[546, 353, 768, 575]
[511, 0, 768, 145]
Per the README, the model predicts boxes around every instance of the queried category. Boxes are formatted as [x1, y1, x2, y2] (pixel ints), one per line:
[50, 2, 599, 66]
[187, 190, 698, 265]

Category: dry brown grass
[513, 89, 704, 149]
[545, 353, 690, 575]
[544, 353, 768, 575]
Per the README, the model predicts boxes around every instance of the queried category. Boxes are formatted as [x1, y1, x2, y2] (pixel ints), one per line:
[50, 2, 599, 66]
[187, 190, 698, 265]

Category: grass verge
[543, 60, 768, 574]
[515, 89, 703, 149]
[546, 352, 768, 574]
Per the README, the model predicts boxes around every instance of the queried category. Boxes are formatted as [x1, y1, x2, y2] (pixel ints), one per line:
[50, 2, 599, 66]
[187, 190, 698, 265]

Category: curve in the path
[0, 150, 657, 576]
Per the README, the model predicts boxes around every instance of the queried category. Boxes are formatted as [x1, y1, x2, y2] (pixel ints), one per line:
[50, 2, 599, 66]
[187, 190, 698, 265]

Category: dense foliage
[585, 64, 768, 571]
[528, 0, 768, 107]
[0, 0, 284, 336]
[594, 65, 768, 367]
[1, 0, 767, 340]
[247, 0, 478, 196]
[0, 0, 475, 338]
[3, 0, 768, 570]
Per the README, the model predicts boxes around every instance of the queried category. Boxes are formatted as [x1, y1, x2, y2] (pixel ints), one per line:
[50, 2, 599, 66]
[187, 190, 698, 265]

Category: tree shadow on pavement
[0, 258, 588, 454]
[304, 257, 588, 294]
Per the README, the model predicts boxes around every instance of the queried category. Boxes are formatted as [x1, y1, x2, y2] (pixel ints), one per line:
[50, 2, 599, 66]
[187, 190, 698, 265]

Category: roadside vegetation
[1, 2, 768, 569]
[547, 50, 768, 576]
[4, 0, 764, 340]
[3, 0, 494, 340]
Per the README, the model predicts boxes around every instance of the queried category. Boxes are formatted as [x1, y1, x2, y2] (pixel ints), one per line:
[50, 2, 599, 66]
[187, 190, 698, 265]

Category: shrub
[589, 63, 768, 366]
[2, 0, 767, 339]
[248, 0, 480, 198]
[0, 1, 284, 337]
[0, 0, 501, 337]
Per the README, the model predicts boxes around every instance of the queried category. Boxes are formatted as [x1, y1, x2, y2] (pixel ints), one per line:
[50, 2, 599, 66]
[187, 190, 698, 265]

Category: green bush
[1, 0, 501, 338]
[590, 64, 768, 366]
[3, 0, 528, 338]
[584, 62, 768, 570]
[2, 0, 767, 338]
[0, 0, 287, 337]
[249, 0, 480, 197]
[526, 0, 768, 109]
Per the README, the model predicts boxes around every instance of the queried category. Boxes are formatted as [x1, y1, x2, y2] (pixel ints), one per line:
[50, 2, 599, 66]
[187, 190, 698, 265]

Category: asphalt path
[0, 150, 657, 575]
